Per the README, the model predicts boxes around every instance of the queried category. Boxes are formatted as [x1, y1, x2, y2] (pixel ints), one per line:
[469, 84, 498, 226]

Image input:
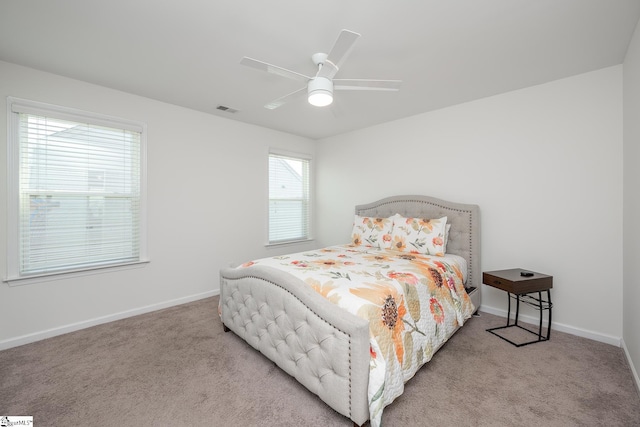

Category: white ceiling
[1, 1, 639, 140]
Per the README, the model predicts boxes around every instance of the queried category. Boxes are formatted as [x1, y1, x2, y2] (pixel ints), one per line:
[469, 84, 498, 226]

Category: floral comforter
[238, 244, 475, 427]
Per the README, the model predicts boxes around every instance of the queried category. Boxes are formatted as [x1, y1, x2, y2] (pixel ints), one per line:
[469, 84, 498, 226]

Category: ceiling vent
[216, 105, 238, 114]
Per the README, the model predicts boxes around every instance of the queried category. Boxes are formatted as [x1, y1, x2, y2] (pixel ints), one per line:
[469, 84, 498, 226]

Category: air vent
[216, 105, 238, 114]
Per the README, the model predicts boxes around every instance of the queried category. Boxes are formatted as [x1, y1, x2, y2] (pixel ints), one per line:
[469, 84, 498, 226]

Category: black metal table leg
[537, 291, 543, 340]
[546, 290, 552, 340]
[486, 290, 553, 347]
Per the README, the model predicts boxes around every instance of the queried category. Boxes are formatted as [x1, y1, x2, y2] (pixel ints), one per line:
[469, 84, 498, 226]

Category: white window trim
[4, 97, 149, 285]
[266, 148, 314, 247]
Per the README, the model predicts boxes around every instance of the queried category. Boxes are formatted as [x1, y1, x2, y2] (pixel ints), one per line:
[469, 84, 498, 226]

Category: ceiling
[1, 1, 639, 140]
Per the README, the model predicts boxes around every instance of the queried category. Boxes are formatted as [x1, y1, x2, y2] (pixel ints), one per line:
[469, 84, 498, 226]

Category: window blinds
[268, 153, 311, 243]
[16, 112, 142, 275]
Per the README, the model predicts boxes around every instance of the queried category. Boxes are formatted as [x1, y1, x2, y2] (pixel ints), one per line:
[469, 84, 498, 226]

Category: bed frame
[219, 195, 480, 426]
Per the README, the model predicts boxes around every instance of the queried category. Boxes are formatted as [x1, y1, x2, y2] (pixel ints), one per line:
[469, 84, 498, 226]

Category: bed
[219, 195, 480, 426]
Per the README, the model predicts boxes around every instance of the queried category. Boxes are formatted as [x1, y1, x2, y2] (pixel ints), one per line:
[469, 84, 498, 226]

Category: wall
[0, 61, 316, 348]
[623, 18, 640, 388]
[315, 66, 623, 344]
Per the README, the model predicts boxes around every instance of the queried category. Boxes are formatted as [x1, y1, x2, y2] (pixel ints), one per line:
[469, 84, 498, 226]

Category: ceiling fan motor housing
[308, 77, 333, 106]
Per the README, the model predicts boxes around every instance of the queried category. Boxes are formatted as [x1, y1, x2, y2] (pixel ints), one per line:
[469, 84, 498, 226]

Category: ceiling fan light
[308, 90, 333, 107]
[308, 77, 333, 107]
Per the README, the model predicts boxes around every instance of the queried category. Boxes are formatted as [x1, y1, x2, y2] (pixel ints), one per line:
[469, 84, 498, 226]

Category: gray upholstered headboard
[355, 195, 481, 297]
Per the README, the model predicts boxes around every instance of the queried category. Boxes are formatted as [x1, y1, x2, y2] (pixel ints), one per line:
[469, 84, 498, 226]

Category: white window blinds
[268, 152, 311, 244]
[7, 99, 146, 280]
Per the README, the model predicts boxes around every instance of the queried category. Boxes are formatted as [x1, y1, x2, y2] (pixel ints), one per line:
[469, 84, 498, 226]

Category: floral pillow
[389, 214, 448, 256]
[350, 215, 393, 249]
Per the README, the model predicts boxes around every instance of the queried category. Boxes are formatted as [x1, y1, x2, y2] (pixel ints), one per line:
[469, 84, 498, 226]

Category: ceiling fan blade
[240, 57, 311, 83]
[334, 79, 402, 91]
[264, 86, 307, 109]
[317, 29, 360, 79]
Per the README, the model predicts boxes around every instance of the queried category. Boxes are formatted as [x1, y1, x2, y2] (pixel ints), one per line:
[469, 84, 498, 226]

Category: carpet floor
[1, 296, 639, 426]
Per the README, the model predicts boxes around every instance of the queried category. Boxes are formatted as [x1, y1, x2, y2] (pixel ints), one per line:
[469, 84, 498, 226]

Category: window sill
[265, 238, 315, 249]
[4, 259, 150, 287]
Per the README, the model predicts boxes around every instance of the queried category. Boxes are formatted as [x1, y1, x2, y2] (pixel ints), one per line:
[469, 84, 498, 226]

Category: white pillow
[350, 215, 393, 249]
[389, 214, 448, 255]
[444, 223, 451, 253]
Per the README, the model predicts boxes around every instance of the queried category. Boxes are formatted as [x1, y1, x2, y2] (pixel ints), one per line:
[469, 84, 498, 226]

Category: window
[268, 151, 311, 244]
[6, 98, 147, 283]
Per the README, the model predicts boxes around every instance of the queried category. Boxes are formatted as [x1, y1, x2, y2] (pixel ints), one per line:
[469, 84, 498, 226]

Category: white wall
[315, 66, 623, 344]
[0, 60, 316, 348]
[623, 18, 640, 387]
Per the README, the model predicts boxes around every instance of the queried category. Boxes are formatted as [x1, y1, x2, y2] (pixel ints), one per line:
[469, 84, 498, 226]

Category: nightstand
[483, 268, 553, 347]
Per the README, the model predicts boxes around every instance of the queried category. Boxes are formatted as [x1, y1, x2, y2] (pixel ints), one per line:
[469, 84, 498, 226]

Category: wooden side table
[483, 268, 553, 347]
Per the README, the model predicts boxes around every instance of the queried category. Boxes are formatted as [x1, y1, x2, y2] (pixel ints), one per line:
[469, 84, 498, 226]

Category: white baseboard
[479, 305, 622, 347]
[3, 295, 630, 360]
[621, 338, 640, 396]
[0, 290, 220, 351]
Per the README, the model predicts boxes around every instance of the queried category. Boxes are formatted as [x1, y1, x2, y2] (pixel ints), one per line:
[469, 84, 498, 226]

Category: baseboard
[3, 295, 628, 354]
[479, 305, 621, 347]
[0, 290, 220, 351]
[621, 338, 640, 397]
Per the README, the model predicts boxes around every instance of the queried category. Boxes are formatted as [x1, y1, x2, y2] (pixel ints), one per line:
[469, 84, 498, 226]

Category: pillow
[389, 214, 448, 255]
[444, 223, 451, 253]
[350, 215, 393, 249]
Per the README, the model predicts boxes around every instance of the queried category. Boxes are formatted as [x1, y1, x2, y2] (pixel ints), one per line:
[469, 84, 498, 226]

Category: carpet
[1, 296, 639, 426]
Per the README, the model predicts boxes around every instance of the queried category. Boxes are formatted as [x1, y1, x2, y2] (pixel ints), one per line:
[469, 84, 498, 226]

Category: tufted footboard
[220, 265, 371, 426]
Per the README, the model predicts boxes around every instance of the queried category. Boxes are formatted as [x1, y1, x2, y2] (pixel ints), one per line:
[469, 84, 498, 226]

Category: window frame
[5, 97, 149, 285]
[267, 149, 313, 246]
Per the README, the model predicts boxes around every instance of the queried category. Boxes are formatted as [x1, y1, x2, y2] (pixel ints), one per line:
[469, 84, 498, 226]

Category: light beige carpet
[1, 296, 639, 426]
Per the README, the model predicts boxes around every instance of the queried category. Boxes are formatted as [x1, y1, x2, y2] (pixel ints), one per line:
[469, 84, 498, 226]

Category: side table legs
[487, 290, 552, 347]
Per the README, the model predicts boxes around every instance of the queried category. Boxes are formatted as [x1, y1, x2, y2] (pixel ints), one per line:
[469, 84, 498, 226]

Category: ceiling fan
[240, 29, 402, 109]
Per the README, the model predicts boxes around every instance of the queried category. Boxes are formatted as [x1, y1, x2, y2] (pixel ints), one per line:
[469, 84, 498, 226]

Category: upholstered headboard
[355, 195, 481, 306]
